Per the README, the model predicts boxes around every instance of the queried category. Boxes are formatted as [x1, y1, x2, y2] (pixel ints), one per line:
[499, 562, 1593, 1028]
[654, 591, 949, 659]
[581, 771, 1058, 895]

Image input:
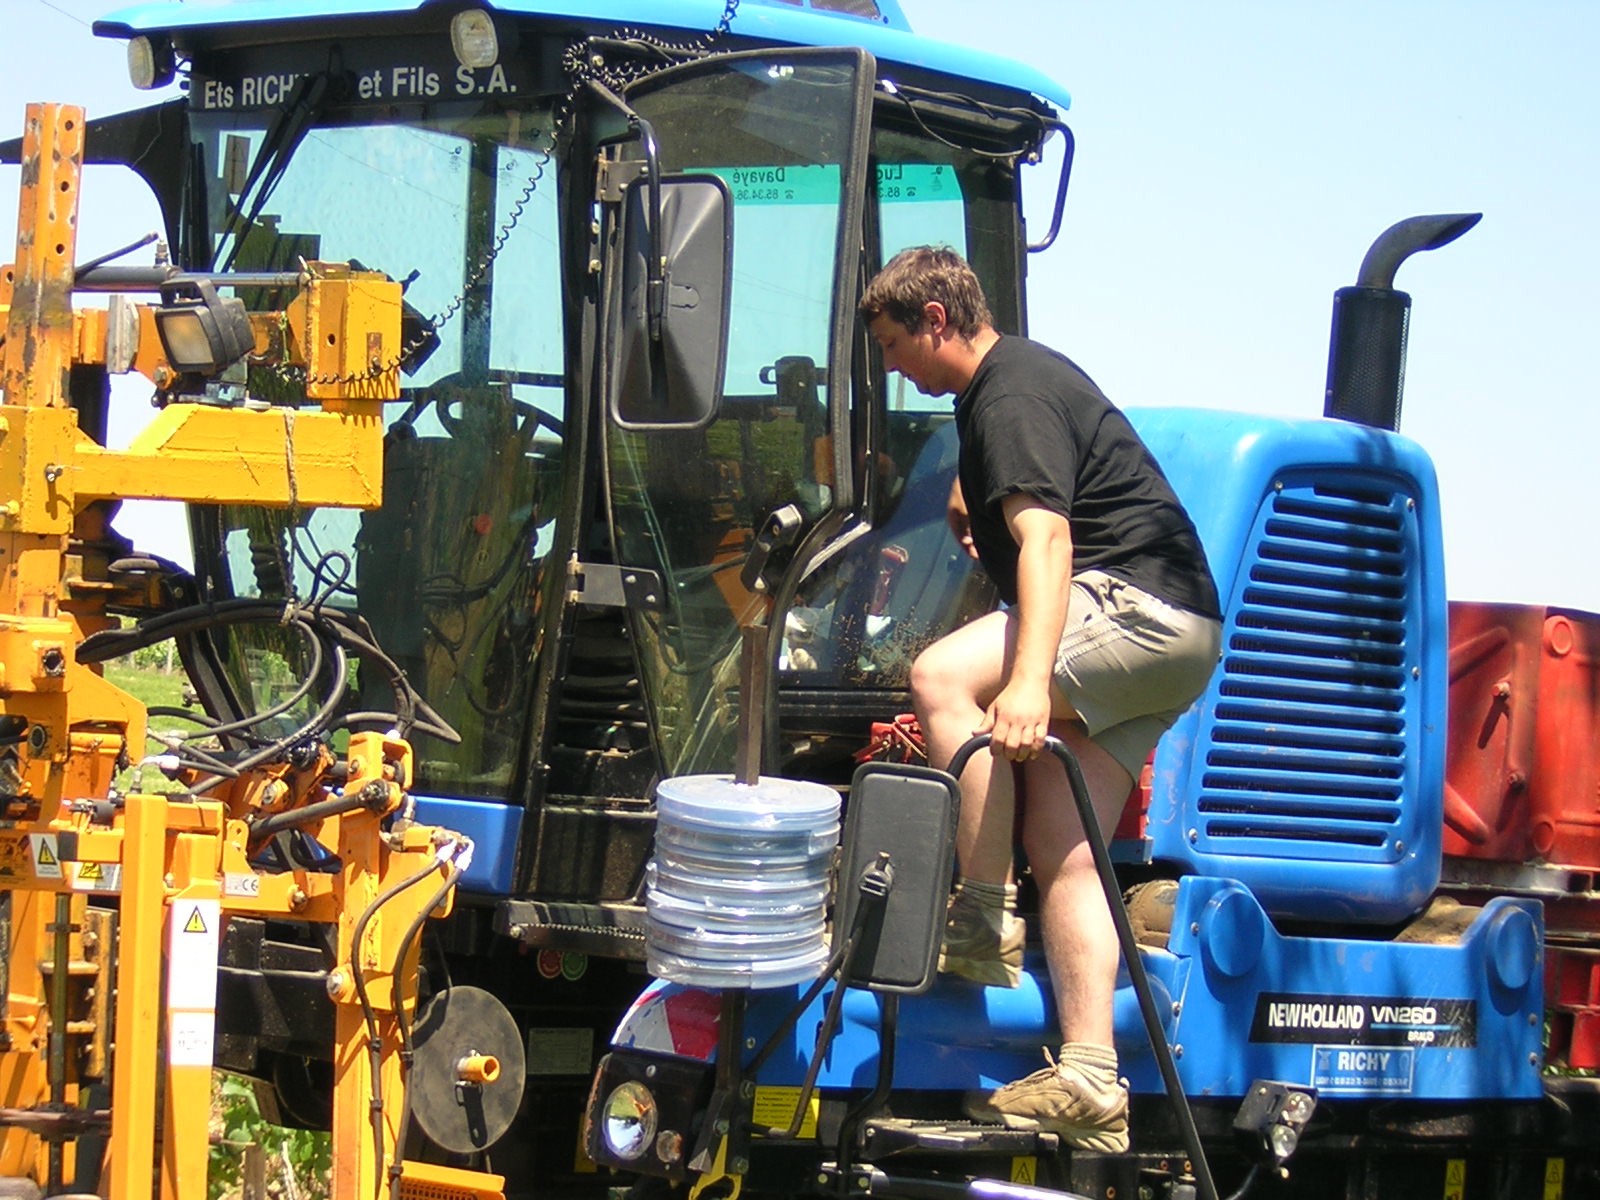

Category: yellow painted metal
[396, 1159, 506, 1200]
[0, 102, 494, 1200]
[0, 104, 82, 411]
[104, 795, 167, 1200]
[72, 404, 386, 508]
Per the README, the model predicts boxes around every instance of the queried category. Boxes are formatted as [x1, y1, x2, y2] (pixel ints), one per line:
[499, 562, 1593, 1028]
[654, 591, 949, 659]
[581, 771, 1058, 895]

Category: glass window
[191, 106, 564, 799]
[781, 118, 1017, 692]
[608, 54, 867, 776]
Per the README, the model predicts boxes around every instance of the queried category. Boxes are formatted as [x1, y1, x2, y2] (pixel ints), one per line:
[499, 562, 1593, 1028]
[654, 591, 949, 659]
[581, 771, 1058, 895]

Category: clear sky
[5, 0, 1597, 610]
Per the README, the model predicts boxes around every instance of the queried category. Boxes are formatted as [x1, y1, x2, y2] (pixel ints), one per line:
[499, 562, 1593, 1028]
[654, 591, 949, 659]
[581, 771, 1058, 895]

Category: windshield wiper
[215, 69, 332, 271]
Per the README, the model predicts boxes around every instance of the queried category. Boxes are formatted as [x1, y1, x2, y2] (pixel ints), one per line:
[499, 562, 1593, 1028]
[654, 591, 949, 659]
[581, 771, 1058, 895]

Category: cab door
[599, 49, 875, 777]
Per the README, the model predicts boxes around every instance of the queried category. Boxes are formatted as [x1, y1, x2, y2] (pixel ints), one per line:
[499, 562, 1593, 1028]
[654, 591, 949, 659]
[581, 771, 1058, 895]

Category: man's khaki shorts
[1051, 569, 1223, 778]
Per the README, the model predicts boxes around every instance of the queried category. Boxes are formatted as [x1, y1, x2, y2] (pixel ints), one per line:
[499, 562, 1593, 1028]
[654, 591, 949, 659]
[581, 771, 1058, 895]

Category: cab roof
[93, 0, 1071, 112]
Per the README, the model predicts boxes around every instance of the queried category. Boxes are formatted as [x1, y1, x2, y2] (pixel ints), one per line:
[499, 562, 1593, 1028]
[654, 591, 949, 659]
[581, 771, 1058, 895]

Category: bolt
[1394, 841, 1405, 854]
[43, 463, 63, 484]
[732, 1159, 749, 1174]
[507, 923, 529, 940]
[745, 1037, 756, 1050]
[1187, 828, 1198, 844]
[1190, 922, 1200, 935]
[645, 1064, 657, 1079]
[1529, 1053, 1539, 1066]
[1173, 1044, 1183, 1059]
[1529, 1013, 1539, 1027]
[288, 887, 307, 912]
[714, 1119, 729, 1135]
[817, 1175, 829, 1187]
[1172, 1001, 1182, 1017]
[740, 1080, 755, 1098]
[326, 970, 348, 997]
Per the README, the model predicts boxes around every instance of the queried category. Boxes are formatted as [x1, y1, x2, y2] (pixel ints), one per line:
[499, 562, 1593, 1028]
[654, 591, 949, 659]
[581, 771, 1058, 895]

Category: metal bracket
[596, 157, 648, 204]
[567, 559, 663, 611]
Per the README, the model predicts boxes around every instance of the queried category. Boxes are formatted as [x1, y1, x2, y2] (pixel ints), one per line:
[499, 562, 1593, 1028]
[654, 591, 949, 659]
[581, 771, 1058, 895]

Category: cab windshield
[187, 101, 564, 801]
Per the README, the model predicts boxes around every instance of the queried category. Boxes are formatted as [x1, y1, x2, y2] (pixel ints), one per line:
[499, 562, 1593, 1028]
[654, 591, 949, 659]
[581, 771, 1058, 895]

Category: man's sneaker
[962, 1045, 1130, 1153]
[937, 886, 1025, 988]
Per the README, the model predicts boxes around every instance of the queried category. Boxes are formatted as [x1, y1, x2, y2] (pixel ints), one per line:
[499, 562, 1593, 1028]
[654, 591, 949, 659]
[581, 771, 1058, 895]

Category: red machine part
[1444, 602, 1600, 867]
[1546, 949, 1600, 1070]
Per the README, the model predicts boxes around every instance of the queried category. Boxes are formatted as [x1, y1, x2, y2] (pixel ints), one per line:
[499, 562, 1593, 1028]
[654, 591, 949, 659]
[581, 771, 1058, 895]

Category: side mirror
[610, 174, 733, 430]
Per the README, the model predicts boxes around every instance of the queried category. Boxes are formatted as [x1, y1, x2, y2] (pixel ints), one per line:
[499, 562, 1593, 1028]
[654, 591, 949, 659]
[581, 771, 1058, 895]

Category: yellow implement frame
[0, 104, 504, 1200]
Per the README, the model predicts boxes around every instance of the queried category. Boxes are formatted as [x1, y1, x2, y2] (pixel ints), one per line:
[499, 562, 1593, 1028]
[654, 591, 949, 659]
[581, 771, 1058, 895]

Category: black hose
[348, 847, 456, 1200]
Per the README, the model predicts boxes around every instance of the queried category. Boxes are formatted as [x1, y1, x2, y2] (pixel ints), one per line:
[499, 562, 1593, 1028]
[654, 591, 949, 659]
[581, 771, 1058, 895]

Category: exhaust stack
[1323, 213, 1481, 431]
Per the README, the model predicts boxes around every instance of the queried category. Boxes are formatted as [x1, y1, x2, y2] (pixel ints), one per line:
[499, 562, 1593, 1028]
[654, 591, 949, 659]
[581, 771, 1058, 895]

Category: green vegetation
[210, 1073, 331, 1200]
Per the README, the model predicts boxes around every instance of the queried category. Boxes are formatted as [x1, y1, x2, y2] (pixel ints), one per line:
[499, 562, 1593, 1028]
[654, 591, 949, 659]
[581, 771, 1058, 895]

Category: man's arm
[947, 476, 979, 560]
[980, 493, 1074, 761]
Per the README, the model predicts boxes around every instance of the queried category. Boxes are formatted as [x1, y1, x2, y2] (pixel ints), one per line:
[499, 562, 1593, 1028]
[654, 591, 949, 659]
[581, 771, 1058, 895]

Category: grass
[103, 661, 192, 713]
[101, 658, 200, 793]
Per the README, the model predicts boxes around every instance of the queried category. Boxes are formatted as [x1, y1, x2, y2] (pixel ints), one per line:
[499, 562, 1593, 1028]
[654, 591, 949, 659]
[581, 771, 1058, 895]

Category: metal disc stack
[646, 774, 841, 988]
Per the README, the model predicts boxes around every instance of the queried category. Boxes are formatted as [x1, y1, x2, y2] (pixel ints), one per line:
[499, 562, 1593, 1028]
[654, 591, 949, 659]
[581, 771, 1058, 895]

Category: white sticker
[223, 872, 261, 898]
[28, 834, 62, 879]
[167, 1010, 216, 1067]
[166, 899, 221, 1011]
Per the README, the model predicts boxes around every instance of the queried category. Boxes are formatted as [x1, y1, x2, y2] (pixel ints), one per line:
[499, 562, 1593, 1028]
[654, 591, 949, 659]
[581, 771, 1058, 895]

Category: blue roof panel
[94, 0, 1070, 111]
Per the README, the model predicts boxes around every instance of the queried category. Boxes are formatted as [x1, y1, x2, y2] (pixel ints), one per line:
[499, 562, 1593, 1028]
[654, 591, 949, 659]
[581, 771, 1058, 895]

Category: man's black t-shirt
[954, 335, 1221, 618]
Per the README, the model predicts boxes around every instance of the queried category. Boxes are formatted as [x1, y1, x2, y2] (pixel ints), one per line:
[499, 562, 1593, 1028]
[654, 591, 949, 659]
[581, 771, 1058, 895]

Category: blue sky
[5, 0, 1596, 610]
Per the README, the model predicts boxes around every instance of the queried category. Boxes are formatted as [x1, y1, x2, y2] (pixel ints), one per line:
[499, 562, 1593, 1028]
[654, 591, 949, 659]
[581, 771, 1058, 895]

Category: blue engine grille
[1195, 473, 1419, 860]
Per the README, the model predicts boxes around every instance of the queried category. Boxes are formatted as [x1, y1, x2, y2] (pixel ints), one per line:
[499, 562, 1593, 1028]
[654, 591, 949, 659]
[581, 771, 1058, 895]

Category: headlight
[600, 1081, 659, 1161]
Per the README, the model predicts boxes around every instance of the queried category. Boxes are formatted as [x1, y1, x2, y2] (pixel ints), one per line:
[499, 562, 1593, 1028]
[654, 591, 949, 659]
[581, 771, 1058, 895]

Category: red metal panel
[1445, 602, 1600, 869]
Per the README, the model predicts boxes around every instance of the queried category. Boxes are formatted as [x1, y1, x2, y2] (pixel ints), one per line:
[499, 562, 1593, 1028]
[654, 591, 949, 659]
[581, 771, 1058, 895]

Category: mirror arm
[628, 113, 667, 342]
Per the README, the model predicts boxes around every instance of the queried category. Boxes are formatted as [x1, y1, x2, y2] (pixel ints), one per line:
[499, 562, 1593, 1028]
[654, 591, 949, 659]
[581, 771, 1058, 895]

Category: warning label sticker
[29, 834, 62, 880]
[70, 861, 122, 893]
[168, 1010, 216, 1067]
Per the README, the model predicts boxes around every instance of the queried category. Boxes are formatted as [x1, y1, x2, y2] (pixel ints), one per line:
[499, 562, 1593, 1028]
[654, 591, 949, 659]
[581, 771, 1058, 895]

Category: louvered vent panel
[1196, 477, 1418, 858]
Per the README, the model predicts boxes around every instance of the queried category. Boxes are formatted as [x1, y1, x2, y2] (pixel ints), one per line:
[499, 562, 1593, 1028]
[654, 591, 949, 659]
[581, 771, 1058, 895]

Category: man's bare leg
[959, 721, 1134, 1151]
[909, 608, 1017, 883]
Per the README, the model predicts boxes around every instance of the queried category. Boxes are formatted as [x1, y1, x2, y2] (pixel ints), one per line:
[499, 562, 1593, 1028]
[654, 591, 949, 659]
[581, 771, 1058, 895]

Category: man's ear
[922, 300, 949, 336]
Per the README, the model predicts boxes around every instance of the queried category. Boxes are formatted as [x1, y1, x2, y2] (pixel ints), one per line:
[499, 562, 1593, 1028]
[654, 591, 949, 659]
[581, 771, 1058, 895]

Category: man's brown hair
[858, 245, 993, 339]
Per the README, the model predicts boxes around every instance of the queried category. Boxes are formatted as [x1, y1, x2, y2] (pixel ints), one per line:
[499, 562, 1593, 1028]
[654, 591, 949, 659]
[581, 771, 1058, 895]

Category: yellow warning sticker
[1010, 1157, 1037, 1185]
[70, 861, 122, 893]
[1546, 1157, 1565, 1200]
[752, 1086, 819, 1139]
[1444, 1158, 1466, 1200]
[184, 906, 208, 934]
